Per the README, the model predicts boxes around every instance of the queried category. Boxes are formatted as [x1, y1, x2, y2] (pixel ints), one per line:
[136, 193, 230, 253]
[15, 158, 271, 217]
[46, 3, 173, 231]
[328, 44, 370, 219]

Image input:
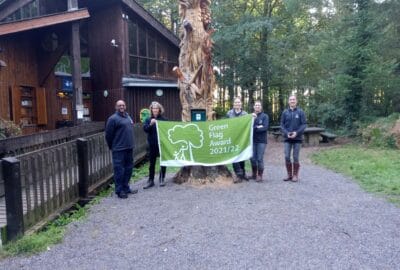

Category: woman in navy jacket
[280, 95, 307, 182]
[143, 101, 167, 189]
[251, 100, 269, 182]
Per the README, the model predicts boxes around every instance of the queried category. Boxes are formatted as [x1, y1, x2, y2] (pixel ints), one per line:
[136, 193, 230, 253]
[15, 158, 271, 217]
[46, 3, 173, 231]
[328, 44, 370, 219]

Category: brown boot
[251, 165, 257, 180]
[292, 162, 300, 182]
[283, 162, 293, 181]
[256, 169, 264, 182]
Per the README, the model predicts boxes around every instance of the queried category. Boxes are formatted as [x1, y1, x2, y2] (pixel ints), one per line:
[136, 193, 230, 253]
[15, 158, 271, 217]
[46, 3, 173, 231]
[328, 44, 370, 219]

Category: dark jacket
[226, 109, 247, 118]
[105, 112, 134, 151]
[253, 112, 269, 144]
[280, 107, 307, 142]
[143, 114, 167, 149]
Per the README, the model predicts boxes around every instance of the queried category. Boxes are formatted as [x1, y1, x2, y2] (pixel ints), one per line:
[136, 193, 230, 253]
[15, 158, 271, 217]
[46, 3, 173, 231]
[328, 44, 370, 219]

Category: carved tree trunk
[173, 0, 232, 184]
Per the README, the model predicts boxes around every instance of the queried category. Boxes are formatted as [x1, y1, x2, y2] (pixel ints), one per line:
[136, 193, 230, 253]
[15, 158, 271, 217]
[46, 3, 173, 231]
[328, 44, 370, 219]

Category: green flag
[157, 114, 254, 166]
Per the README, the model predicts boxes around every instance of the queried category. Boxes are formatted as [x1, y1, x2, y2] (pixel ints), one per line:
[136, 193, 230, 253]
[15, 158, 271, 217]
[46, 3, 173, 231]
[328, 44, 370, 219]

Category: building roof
[0, 8, 90, 36]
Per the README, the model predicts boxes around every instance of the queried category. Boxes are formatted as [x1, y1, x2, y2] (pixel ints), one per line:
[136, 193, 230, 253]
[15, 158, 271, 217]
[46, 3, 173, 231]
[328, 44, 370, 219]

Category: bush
[0, 118, 21, 139]
[359, 113, 400, 149]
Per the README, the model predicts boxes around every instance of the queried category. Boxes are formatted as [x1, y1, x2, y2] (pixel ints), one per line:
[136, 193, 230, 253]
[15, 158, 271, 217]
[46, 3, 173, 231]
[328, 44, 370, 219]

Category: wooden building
[0, 0, 180, 134]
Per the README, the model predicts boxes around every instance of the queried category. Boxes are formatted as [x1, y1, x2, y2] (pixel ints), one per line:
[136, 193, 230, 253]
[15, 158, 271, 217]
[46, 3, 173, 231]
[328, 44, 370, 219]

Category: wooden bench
[272, 131, 282, 141]
[320, 132, 337, 143]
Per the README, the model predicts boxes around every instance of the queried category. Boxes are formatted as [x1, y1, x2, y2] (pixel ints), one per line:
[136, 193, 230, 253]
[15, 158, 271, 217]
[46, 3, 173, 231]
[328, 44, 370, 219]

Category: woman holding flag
[143, 101, 167, 189]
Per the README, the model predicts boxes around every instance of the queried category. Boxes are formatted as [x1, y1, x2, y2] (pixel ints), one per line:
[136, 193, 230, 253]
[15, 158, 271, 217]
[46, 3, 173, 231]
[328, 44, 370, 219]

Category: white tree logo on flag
[167, 124, 204, 162]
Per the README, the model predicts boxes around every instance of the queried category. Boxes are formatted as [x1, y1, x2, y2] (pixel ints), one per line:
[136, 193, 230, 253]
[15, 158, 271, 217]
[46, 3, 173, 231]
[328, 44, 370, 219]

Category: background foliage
[137, 0, 400, 132]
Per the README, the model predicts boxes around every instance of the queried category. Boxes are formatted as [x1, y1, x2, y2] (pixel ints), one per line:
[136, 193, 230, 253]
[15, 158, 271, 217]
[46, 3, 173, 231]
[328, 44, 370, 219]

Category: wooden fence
[0, 121, 105, 158]
[0, 123, 147, 242]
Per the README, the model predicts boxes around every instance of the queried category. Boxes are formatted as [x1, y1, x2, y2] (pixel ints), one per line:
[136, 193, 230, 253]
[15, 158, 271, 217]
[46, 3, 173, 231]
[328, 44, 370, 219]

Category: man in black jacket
[280, 95, 307, 182]
[105, 100, 138, 198]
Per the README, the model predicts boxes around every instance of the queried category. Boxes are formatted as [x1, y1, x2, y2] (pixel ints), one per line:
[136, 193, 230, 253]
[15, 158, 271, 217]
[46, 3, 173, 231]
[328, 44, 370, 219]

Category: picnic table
[269, 126, 281, 132]
[303, 127, 325, 146]
[269, 126, 282, 141]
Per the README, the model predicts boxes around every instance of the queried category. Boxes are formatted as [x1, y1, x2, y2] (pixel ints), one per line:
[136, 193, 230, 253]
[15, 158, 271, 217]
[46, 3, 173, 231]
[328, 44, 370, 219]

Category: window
[2, 0, 40, 22]
[149, 60, 156, 76]
[138, 27, 147, 57]
[128, 22, 138, 55]
[129, 57, 138, 74]
[148, 34, 156, 58]
[139, 58, 147, 75]
[127, 19, 178, 78]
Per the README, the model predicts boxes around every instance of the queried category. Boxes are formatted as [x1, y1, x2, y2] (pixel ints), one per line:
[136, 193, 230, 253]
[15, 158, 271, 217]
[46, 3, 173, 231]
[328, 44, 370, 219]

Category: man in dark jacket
[251, 100, 269, 182]
[105, 100, 137, 198]
[280, 95, 307, 182]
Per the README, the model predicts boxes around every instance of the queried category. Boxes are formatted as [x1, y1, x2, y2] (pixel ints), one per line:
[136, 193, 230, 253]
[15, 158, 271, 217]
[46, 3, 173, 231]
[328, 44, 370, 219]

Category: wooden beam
[0, 9, 90, 36]
[70, 21, 83, 125]
[37, 28, 70, 86]
[0, 0, 34, 21]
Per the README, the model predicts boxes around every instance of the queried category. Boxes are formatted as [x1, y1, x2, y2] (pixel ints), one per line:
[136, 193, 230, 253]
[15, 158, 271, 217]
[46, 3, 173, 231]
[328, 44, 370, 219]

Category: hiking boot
[251, 165, 257, 180]
[233, 176, 242, 184]
[283, 162, 293, 181]
[256, 169, 264, 182]
[292, 163, 300, 182]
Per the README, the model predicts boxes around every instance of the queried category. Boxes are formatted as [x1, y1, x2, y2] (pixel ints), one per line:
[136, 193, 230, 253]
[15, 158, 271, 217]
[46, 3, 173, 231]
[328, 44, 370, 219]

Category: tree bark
[175, 0, 215, 122]
[173, 0, 232, 184]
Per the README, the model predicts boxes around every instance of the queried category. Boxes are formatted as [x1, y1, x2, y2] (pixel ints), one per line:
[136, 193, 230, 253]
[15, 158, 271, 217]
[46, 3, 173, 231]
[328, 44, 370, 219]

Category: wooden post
[68, 0, 78, 10]
[77, 138, 89, 198]
[2, 157, 24, 241]
[69, 0, 83, 125]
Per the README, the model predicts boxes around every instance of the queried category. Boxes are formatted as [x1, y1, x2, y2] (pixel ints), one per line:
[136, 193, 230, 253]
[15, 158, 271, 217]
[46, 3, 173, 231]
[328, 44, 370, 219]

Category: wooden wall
[124, 86, 181, 123]
[88, 3, 125, 121]
[92, 88, 124, 122]
[0, 33, 39, 125]
[0, 28, 92, 131]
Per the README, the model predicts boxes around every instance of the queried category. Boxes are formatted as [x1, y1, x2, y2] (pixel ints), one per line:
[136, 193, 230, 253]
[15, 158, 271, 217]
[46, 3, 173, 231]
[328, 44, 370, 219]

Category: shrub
[0, 118, 21, 139]
[359, 113, 400, 149]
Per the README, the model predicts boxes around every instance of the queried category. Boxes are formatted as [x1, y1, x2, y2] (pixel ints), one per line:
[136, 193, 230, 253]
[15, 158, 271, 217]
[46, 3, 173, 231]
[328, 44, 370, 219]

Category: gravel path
[0, 139, 399, 270]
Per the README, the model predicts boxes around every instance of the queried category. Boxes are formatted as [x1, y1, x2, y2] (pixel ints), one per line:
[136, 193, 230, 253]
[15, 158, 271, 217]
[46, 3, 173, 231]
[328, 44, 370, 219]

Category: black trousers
[232, 161, 246, 177]
[149, 145, 166, 180]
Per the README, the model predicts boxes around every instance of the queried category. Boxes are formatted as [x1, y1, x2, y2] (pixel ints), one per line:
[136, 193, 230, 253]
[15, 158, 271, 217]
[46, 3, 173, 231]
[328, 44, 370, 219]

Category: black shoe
[233, 177, 242, 184]
[117, 191, 128, 199]
[159, 178, 165, 187]
[143, 180, 155, 189]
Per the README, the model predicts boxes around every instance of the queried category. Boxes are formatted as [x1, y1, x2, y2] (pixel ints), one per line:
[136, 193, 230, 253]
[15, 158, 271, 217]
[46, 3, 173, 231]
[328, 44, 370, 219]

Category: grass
[311, 144, 400, 205]
[0, 160, 160, 259]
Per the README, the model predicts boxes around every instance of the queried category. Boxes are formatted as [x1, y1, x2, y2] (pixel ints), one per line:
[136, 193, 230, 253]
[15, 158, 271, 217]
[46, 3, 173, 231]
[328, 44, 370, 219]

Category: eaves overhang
[0, 8, 90, 36]
[122, 77, 178, 88]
